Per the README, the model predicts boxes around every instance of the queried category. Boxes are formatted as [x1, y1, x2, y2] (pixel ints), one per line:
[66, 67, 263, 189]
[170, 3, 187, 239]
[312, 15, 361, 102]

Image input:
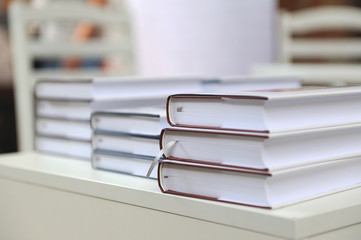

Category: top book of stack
[166, 86, 361, 133]
[35, 75, 301, 101]
[35, 76, 205, 101]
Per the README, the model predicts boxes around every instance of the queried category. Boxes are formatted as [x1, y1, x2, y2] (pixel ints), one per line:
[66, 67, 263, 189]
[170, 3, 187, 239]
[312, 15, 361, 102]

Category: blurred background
[0, 0, 361, 153]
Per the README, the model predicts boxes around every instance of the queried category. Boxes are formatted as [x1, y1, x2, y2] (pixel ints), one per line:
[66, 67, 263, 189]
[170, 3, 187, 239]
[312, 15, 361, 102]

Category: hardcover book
[92, 131, 160, 157]
[166, 86, 361, 133]
[36, 135, 91, 159]
[91, 106, 168, 136]
[92, 149, 159, 179]
[202, 74, 300, 92]
[158, 157, 361, 209]
[35, 76, 204, 100]
[36, 98, 167, 121]
[36, 117, 92, 141]
[160, 124, 361, 171]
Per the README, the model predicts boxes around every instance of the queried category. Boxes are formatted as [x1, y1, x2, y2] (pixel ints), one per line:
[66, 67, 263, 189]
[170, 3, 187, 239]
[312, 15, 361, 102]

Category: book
[36, 98, 167, 121]
[160, 124, 361, 171]
[91, 106, 168, 136]
[202, 75, 301, 93]
[92, 131, 160, 157]
[36, 117, 92, 141]
[35, 75, 301, 101]
[92, 149, 159, 179]
[166, 86, 361, 133]
[36, 99, 92, 120]
[36, 135, 91, 159]
[158, 157, 361, 209]
[35, 76, 204, 100]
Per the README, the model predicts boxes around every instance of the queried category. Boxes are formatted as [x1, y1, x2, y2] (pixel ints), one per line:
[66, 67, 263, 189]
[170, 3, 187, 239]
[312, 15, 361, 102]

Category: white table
[0, 152, 360, 240]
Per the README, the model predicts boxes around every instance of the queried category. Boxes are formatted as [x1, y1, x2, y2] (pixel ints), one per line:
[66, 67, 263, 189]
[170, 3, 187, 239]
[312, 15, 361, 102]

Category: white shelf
[9, 1, 136, 152]
[32, 68, 132, 78]
[291, 39, 361, 59]
[0, 152, 360, 239]
[252, 63, 361, 85]
[28, 42, 130, 58]
[22, 3, 127, 23]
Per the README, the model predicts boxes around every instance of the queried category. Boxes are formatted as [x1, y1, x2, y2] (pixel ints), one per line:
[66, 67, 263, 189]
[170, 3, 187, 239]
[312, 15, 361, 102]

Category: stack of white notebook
[157, 86, 361, 209]
[35, 78, 95, 159]
[34, 76, 203, 159]
[90, 106, 169, 179]
[34, 74, 301, 162]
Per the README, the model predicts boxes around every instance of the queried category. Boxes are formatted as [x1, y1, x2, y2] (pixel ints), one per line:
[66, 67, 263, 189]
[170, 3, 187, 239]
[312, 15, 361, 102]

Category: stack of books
[34, 76, 204, 159]
[87, 75, 301, 177]
[157, 86, 361, 209]
[35, 78, 96, 159]
[90, 106, 169, 179]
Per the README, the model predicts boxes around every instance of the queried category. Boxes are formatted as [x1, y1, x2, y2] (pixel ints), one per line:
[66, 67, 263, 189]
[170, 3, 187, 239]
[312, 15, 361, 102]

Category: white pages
[36, 98, 167, 121]
[36, 136, 91, 160]
[91, 106, 169, 136]
[36, 118, 92, 141]
[159, 157, 361, 208]
[92, 131, 160, 157]
[202, 74, 301, 92]
[35, 78, 93, 100]
[35, 75, 301, 102]
[161, 124, 361, 170]
[92, 76, 204, 100]
[92, 150, 158, 179]
[36, 99, 92, 120]
[35, 76, 204, 100]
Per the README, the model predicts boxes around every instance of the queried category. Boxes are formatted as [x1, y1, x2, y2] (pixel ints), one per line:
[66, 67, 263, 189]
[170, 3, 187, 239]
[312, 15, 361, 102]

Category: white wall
[127, 0, 277, 76]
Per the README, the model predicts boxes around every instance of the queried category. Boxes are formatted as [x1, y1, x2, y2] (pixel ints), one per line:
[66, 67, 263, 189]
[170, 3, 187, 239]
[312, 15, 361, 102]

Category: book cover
[92, 149, 159, 179]
[158, 157, 361, 209]
[36, 117, 92, 141]
[167, 86, 361, 133]
[92, 130, 160, 157]
[36, 135, 91, 160]
[160, 124, 361, 171]
[91, 106, 169, 136]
